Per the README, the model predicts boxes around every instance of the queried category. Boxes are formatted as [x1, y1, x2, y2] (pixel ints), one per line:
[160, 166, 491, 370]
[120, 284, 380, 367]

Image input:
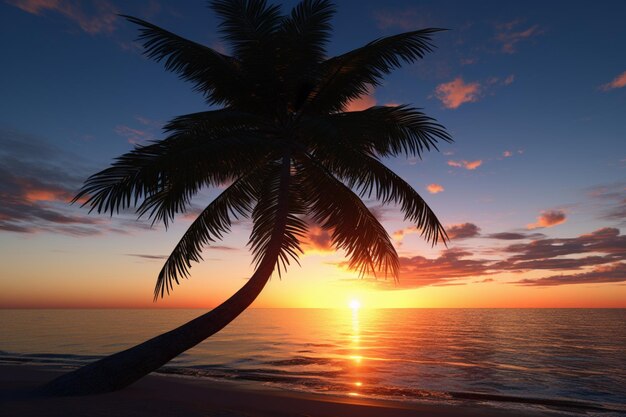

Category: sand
[0, 364, 587, 417]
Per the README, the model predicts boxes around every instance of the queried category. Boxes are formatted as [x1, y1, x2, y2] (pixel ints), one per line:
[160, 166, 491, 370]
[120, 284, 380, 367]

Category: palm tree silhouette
[43, 0, 451, 395]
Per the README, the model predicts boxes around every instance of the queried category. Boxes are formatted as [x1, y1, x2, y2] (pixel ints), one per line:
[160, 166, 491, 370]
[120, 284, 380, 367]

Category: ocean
[1, 308, 625, 414]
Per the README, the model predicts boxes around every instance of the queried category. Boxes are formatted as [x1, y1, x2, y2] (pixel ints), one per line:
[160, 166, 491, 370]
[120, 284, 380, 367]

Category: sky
[0, 0, 625, 309]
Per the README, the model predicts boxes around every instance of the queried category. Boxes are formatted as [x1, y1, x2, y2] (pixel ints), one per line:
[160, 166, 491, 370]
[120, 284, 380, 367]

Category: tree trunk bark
[42, 155, 292, 396]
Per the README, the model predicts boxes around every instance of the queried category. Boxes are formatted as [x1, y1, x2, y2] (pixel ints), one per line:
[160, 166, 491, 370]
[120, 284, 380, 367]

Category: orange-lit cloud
[20, 183, 73, 203]
[365, 227, 626, 289]
[599, 70, 626, 91]
[302, 226, 334, 254]
[426, 183, 444, 194]
[395, 248, 493, 288]
[527, 210, 567, 229]
[8, 0, 118, 35]
[447, 159, 482, 170]
[0, 129, 155, 236]
[446, 223, 480, 240]
[495, 20, 542, 54]
[345, 89, 377, 112]
[503, 150, 513, 157]
[435, 77, 480, 109]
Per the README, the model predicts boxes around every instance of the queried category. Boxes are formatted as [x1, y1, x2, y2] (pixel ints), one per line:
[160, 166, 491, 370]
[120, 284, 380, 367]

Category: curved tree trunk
[42, 155, 292, 396]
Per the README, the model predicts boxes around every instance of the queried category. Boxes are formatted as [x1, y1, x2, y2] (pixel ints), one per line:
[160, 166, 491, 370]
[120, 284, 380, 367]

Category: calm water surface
[1, 309, 625, 412]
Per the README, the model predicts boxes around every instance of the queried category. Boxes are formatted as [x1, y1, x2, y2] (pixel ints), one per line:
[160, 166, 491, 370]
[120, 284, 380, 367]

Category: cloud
[527, 210, 567, 229]
[502, 150, 513, 157]
[495, 20, 542, 54]
[352, 226, 626, 289]
[435, 77, 481, 109]
[587, 182, 626, 222]
[503, 74, 515, 85]
[501, 228, 626, 270]
[8, 0, 118, 35]
[345, 89, 377, 112]
[372, 8, 431, 31]
[114, 125, 156, 145]
[446, 223, 480, 240]
[393, 248, 494, 288]
[516, 263, 626, 286]
[487, 232, 545, 240]
[0, 129, 154, 236]
[448, 159, 482, 170]
[302, 226, 334, 254]
[127, 254, 168, 260]
[599, 71, 626, 91]
[426, 183, 444, 194]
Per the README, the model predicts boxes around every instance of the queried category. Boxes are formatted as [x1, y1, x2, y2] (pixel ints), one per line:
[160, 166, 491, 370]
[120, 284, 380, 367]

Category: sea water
[1, 309, 625, 413]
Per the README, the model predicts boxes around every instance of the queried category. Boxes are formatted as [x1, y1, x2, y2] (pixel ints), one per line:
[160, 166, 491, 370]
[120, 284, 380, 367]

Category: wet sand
[0, 365, 583, 417]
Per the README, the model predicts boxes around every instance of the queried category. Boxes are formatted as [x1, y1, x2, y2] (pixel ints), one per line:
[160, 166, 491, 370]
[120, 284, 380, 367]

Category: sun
[349, 299, 361, 310]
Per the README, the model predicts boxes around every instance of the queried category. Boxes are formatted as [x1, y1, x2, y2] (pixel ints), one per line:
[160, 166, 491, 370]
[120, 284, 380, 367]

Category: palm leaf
[209, 0, 282, 58]
[306, 29, 444, 113]
[122, 15, 246, 106]
[316, 145, 448, 245]
[75, 132, 272, 226]
[154, 170, 263, 299]
[302, 105, 452, 158]
[295, 153, 399, 278]
[248, 155, 308, 277]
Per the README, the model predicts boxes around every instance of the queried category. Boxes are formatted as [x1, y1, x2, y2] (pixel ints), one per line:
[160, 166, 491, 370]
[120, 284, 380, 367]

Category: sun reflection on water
[348, 301, 363, 396]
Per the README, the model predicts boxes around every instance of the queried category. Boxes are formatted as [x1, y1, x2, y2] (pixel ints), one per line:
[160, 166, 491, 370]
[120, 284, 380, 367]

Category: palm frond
[248, 155, 308, 277]
[154, 170, 263, 299]
[122, 15, 245, 106]
[307, 29, 444, 113]
[209, 0, 282, 58]
[74, 132, 272, 226]
[315, 145, 448, 245]
[280, 0, 335, 63]
[163, 108, 269, 135]
[302, 105, 452, 158]
[295, 153, 399, 278]
[278, 0, 336, 112]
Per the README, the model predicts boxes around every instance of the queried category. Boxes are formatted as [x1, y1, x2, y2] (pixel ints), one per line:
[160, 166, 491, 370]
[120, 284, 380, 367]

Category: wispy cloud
[527, 209, 567, 229]
[435, 77, 480, 109]
[487, 232, 545, 240]
[495, 20, 542, 54]
[372, 7, 431, 31]
[599, 70, 626, 91]
[586, 182, 626, 222]
[516, 262, 626, 286]
[8, 0, 118, 35]
[114, 125, 156, 145]
[426, 183, 444, 194]
[0, 129, 154, 236]
[448, 159, 483, 170]
[502, 150, 513, 157]
[127, 253, 167, 260]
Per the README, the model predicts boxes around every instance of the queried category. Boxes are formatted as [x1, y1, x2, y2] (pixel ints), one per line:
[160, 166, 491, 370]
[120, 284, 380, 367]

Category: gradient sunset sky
[1, 0, 625, 309]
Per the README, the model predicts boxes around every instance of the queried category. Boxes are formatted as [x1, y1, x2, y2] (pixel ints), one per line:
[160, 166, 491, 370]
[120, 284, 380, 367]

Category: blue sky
[1, 0, 625, 308]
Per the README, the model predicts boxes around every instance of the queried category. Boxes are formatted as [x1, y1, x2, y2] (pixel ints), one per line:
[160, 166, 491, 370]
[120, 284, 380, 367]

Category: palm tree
[43, 0, 451, 396]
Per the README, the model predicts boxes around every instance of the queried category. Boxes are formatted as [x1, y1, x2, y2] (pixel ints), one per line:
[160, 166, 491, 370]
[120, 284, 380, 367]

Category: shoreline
[0, 364, 609, 417]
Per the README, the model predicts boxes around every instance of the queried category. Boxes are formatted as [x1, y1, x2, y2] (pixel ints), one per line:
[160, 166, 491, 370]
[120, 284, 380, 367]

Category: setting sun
[349, 299, 361, 310]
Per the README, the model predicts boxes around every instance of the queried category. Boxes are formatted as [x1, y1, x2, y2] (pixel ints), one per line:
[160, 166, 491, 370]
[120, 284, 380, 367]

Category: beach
[1, 364, 586, 417]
